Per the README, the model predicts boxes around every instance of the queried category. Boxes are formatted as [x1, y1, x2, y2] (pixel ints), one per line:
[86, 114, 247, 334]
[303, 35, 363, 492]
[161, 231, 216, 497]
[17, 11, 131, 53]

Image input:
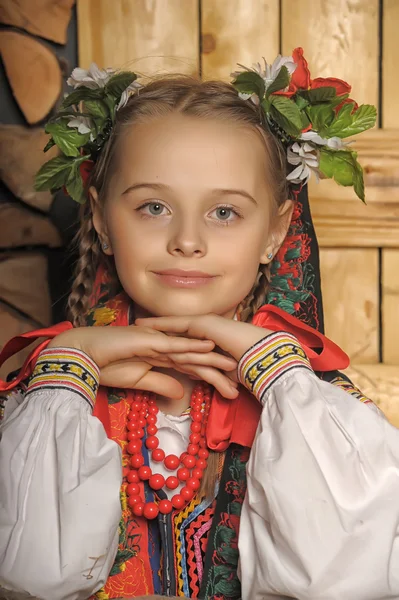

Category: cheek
[106, 209, 150, 258]
[221, 223, 268, 266]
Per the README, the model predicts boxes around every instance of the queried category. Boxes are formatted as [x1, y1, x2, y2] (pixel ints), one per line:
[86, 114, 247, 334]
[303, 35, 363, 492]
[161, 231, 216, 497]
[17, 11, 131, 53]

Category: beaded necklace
[125, 383, 211, 519]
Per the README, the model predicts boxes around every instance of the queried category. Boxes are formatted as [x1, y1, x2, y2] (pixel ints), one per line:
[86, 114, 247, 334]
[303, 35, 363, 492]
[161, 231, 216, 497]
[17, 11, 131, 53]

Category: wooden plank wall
[78, 0, 199, 75]
[382, 0, 399, 366]
[77, 0, 399, 365]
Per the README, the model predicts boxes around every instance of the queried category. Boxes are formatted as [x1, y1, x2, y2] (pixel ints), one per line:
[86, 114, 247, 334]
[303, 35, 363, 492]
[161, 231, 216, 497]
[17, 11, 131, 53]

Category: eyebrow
[122, 182, 257, 204]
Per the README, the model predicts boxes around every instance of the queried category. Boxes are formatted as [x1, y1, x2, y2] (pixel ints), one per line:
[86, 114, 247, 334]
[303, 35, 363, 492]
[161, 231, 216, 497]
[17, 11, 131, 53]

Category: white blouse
[1, 333, 399, 600]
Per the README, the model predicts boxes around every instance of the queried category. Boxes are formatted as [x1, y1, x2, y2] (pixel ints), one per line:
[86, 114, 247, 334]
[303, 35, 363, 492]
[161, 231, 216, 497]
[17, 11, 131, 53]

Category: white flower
[67, 115, 92, 134]
[287, 142, 320, 184]
[300, 131, 350, 150]
[67, 63, 114, 89]
[238, 91, 260, 106]
[232, 54, 296, 92]
[117, 80, 143, 110]
[254, 55, 297, 90]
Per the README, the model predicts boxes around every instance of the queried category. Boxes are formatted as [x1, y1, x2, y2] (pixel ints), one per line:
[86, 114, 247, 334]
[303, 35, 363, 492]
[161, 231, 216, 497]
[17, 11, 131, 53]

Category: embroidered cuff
[329, 376, 373, 405]
[238, 332, 312, 400]
[26, 347, 100, 409]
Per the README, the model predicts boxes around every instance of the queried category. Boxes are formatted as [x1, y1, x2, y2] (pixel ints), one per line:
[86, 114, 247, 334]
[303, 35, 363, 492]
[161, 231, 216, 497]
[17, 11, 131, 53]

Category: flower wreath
[35, 48, 376, 204]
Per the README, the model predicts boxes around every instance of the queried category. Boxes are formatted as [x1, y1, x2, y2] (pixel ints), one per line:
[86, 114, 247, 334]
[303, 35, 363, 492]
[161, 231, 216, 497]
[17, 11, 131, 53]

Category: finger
[135, 316, 192, 335]
[181, 364, 239, 399]
[167, 351, 237, 371]
[177, 364, 238, 388]
[134, 333, 215, 356]
[109, 356, 176, 369]
[135, 315, 224, 348]
[225, 369, 239, 384]
[100, 363, 185, 398]
[137, 316, 252, 361]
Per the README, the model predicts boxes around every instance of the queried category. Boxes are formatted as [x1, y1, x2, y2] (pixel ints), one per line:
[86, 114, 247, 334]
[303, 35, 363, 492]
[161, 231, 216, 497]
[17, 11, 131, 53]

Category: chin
[148, 298, 236, 318]
[153, 304, 215, 317]
[130, 285, 240, 319]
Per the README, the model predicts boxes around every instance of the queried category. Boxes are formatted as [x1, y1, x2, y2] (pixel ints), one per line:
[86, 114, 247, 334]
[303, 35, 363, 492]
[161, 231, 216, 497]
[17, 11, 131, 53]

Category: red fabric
[207, 305, 349, 451]
[0, 322, 73, 391]
[252, 304, 349, 371]
[0, 298, 349, 451]
[94, 387, 112, 437]
[207, 387, 261, 451]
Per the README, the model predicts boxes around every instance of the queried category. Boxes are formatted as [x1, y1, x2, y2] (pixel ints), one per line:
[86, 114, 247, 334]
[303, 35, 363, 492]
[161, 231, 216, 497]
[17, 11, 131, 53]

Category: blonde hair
[68, 76, 289, 326]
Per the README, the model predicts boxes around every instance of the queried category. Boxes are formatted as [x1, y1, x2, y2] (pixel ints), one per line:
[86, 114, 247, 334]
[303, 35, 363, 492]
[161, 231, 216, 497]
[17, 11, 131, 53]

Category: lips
[152, 269, 217, 288]
[154, 269, 214, 278]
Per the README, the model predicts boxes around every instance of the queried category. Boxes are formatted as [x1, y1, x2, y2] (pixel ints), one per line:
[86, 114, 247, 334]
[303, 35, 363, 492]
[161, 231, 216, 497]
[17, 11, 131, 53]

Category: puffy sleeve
[237, 332, 399, 600]
[0, 348, 122, 600]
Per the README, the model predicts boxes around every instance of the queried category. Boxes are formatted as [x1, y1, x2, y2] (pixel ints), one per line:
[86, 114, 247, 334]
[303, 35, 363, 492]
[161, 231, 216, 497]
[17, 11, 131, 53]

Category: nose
[166, 215, 206, 258]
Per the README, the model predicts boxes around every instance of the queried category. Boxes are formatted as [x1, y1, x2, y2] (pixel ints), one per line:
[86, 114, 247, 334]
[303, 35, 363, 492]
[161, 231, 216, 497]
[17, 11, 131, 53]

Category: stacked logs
[0, 0, 76, 378]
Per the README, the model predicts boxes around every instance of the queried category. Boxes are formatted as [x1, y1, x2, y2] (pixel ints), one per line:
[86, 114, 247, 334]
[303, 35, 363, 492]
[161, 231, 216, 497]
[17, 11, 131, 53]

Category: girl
[1, 49, 398, 600]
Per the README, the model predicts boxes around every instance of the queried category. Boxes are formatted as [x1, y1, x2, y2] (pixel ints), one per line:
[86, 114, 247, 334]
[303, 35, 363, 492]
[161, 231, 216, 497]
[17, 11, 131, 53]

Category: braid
[67, 205, 102, 327]
[238, 263, 271, 323]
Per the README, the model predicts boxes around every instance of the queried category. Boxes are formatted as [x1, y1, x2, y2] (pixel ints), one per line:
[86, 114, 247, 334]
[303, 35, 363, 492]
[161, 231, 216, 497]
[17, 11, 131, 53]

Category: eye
[210, 205, 242, 223]
[137, 201, 170, 217]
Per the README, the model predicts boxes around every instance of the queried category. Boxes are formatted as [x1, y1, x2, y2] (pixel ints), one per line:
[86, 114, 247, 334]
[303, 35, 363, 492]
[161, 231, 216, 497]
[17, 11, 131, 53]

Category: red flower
[274, 48, 310, 97]
[291, 47, 311, 91]
[311, 76, 351, 96]
[334, 97, 359, 114]
[274, 47, 352, 102]
[80, 159, 95, 185]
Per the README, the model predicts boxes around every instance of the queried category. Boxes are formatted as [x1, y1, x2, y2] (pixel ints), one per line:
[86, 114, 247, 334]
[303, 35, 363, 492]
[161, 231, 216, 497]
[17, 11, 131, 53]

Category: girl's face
[92, 114, 292, 318]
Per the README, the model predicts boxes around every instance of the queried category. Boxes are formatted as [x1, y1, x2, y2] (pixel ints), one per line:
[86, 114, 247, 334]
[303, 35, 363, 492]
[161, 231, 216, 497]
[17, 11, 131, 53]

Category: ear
[89, 186, 113, 255]
[260, 199, 294, 264]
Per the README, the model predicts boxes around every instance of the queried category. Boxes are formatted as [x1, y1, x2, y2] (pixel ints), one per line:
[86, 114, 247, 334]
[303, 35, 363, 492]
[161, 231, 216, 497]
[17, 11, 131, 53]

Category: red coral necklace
[125, 382, 211, 520]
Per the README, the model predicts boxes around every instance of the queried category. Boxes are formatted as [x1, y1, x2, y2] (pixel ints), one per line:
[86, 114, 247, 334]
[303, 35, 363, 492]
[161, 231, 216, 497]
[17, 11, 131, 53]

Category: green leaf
[65, 173, 84, 203]
[266, 65, 290, 97]
[319, 148, 353, 184]
[270, 95, 302, 136]
[84, 99, 109, 119]
[104, 94, 117, 122]
[295, 95, 310, 110]
[325, 103, 377, 138]
[353, 158, 365, 202]
[232, 71, 265, 99]
[319, 148, 365, 201]
[306, 103, 335, 134]
[330, 92, 349, 108]
[43, 138, 56, 153]
[35, 155, 73, 192]
[62, 87, 104, 108]
[65, 159, 87, 203]
[105, 71, 136, 97]
[270, 107, 300, 137]
[298, 86, 337, 103]
[301, 111, 311, 131]
[271, 96, 302, 128]
[261, 97, 271, 113]
[45, 120, 91, 157]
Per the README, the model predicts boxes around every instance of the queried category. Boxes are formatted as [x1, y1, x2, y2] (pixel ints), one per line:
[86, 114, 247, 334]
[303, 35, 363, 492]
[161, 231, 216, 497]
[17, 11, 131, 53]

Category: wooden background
[77, 0, 399, 420]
